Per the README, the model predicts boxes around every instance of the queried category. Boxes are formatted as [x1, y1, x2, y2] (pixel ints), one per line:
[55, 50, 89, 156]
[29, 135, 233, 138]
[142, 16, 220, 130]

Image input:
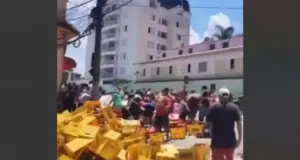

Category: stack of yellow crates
[57, 101, 210, 160]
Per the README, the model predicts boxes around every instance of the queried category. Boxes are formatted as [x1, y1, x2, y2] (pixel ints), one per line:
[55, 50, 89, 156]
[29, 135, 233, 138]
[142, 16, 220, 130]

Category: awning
[63, 56, 77, 71]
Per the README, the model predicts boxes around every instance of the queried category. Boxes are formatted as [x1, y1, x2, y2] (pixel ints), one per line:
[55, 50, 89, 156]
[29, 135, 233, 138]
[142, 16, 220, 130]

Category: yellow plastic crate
[150, 133, 165, 144]
[122, 136, 144, 149]
[170, 127, 186, 139]
[58, 154, 73, 160]
[117, 149, 128, 160]
[77, 125, 100, 139]
[138, 144, 152, 160]
[187, 124, 204, 135]
[101, 107, 116, 121]
[193, 144, 210, 160]
[96, 140, 120, 160]
[108, 118, 123, 133]
[127, 142, 143, 160]
[64, 138, 94, 158]
[178, 148, 195, 160]
[104, 130, 122, 142]
[78, 116, 99, 126]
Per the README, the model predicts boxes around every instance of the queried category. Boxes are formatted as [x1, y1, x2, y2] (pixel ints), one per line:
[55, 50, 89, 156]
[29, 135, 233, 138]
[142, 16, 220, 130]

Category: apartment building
[85, 0, 191, 85]
[133, 36, 244, 95]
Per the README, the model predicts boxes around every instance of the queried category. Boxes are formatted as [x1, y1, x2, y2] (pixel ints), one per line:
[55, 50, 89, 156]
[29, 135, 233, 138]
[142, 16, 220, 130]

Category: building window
[160, 44, 167, 51]
[177, 34, 181, 41]
[178, 50, 183, 55]
[149, 55, 153, 60]
[124, 25, 128, 32]
[209, 44, 215, 50]
[150, 0, 156, 7]
[156, 67, 160, 75]
[176, 21, 179, 27]
[187, 64, 191, 73]
[160, 32, 167, 39]
[147, 41, 154, 48]
[223, 42, 229, 48]
[158, 31, 167, 39]
[123, 53, 126, 60]
[230, 58, 235, 69]
[162, 53, 166, 58]
[159, 18, 168, 26]
[148, 27, 156, 34]
[107, 55, 114, 60]
[188, 48, 193, 53]
[198, 62, 207, 72]
[148, 27, 155, 34]
[157, 44, 160, 50]
[143, 69, 146, 76]
[152, 15, 155, 21]
[169, 66, 173, 74]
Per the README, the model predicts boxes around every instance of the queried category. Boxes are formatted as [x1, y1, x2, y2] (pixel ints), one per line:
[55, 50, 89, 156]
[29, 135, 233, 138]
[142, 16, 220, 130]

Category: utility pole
[89, 0, 132, 100]
[90, 0, 107, 100]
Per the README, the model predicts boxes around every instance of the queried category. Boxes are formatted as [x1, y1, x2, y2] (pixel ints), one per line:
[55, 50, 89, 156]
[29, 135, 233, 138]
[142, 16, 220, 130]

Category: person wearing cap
[206, 87, 242, 160]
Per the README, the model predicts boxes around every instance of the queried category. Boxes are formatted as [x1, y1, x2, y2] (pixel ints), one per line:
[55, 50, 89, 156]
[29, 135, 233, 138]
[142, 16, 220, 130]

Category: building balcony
[100, 64, 115, 69]
[101, 59, 115, 65]
[100, 68, 114, 78]
[103, 20, 118, 27]
[101, 72, 114, 78]
[101, 50, 116, 56]
[102, 40, 117, 53]
[102, 28, 118, 40]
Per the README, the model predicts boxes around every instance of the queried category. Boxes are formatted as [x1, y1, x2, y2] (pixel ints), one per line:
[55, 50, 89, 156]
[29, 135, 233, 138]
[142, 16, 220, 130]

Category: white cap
[134, 94, 142, 99]
[218, 87, 230, 95]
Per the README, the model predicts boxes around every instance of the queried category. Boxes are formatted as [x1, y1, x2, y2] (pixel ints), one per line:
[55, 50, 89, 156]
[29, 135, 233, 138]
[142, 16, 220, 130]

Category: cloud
[189, 27, 202, 45]
[189, 12, 241, 44]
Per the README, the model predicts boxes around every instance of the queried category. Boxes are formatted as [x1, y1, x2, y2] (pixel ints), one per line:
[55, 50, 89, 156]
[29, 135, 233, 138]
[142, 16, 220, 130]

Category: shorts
[211, 148, 234, 160]
[154, 115, 169, 132]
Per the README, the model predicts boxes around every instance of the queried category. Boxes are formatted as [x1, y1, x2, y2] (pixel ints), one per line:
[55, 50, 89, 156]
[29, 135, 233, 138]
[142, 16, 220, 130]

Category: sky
[65, 0, 243, 75]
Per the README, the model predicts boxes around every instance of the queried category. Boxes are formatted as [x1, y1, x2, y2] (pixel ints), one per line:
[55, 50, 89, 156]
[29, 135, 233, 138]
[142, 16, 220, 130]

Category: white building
[85, 0, 191, 85]
[133, 36, 244, 96]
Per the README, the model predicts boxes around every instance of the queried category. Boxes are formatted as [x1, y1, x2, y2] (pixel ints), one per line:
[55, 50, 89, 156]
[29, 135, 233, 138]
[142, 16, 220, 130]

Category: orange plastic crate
[170, 127, 186, 139]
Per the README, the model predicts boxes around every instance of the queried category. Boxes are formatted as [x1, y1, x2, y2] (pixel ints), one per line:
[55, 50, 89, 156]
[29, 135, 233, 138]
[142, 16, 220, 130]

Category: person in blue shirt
[142, 93, 156, 125]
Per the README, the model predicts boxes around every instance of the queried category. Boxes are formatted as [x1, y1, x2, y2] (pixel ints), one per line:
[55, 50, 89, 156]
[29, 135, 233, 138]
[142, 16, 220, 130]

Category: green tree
[213, 24, 235, 40]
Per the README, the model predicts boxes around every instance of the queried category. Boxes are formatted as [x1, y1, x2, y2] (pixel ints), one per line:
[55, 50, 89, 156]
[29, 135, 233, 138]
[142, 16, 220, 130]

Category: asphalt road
[167, 116, 243, 160]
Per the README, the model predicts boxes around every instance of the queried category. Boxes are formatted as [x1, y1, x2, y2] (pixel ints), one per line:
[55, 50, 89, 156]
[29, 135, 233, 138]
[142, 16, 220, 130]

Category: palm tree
[203, 37, 211, 42]
[213, 24, 235, 40]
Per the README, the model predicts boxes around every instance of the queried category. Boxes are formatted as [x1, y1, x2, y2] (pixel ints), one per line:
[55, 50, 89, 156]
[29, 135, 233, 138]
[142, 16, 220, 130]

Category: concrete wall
[102, 78, 243, 97]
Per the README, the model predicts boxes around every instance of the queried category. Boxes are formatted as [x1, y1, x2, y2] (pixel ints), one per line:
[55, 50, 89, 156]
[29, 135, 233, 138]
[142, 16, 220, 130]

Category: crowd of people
[57, 83, 243, 160]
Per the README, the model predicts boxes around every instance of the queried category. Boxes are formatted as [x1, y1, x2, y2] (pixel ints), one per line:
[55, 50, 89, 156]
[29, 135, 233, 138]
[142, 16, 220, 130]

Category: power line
[117, 4, 243, 10]
[67, 0, 95, 11]
[68, 14, 89, 22]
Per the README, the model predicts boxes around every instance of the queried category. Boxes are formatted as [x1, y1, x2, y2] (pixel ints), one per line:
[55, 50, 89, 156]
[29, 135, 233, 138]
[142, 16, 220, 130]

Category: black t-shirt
[206, 102, 241, 148]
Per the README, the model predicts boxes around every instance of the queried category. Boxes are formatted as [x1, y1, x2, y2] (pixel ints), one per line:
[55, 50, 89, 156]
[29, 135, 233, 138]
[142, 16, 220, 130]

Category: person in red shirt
[154, 88, 172, 141]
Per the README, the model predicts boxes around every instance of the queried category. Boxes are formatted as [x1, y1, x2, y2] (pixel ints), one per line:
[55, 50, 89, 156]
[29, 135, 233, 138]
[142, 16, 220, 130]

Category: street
[167, 116, 243, 160]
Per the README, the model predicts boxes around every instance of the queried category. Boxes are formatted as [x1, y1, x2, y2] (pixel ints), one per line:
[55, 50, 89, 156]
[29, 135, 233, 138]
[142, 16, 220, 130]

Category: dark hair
[202, 91, 209, 97]
[201, 98, 210, 108]
[162, 87, 169, 93]
[128, 94, 134, 100]
[190, 90, 196, 93]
